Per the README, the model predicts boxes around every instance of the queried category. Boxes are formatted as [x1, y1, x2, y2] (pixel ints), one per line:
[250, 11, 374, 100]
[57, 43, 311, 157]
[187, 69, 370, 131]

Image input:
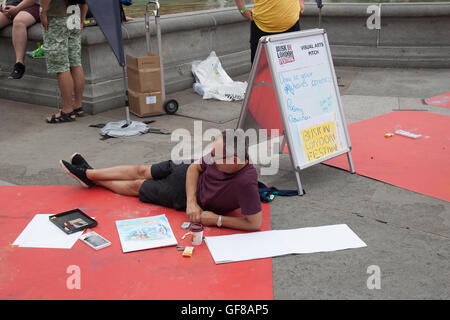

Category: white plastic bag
[191, 51, 247, 101]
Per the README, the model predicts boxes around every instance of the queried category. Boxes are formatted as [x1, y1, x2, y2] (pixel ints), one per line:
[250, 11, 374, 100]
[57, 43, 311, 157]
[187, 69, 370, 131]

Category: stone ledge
[0, 3, 449, 113]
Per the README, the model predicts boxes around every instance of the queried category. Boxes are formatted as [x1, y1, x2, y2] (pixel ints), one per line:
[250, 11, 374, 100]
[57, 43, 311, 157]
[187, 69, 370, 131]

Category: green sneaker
[26, 43, 45, 59]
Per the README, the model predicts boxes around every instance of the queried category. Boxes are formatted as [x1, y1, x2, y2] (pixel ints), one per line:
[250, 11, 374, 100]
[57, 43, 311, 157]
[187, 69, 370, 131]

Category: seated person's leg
[12, 10, 37, 64]
[0, 11, 11, 29]
[7, 10, 36, 79]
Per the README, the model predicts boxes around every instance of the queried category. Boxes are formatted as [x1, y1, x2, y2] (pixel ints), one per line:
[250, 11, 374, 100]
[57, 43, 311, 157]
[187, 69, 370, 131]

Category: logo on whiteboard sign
[276, 44, 295, 65]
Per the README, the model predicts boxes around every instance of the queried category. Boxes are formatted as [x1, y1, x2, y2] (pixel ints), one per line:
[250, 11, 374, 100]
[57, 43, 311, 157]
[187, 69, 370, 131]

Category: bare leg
[0, 12, 12, 29]
[70, 66, 84, 109]
[94, 179, 145, 197]
[11, 11, 36, 64]
[86, 165, 152, 181]
[58, 71, 74, 113]
[47, 71, 75, 121]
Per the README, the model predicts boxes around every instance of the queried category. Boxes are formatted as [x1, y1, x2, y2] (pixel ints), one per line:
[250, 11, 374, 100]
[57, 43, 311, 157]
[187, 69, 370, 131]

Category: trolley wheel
[163, 99, 179, 115]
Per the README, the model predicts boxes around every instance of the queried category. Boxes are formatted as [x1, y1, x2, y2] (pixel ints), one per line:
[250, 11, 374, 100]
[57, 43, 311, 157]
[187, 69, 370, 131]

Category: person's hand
[186, 200, 202, 224]
[241, 8, 252, 21]
[80, 21, 84, 33]
[300, 2, 305, 14]
[1, 2, 7, 11]
[40, 12, 48, 31]
[4, 5, 18, 19]
[200, 211, 219, 227]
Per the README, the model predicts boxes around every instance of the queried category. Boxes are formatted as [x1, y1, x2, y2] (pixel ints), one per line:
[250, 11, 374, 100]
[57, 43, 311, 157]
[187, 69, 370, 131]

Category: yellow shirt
[252, 0, 301, 33]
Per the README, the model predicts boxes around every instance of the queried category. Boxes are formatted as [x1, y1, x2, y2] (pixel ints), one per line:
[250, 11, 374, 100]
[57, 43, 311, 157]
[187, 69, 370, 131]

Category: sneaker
[26, 43, 45, 58]
[70, 153, 93, 170]
[59, 160, 94, 188]
[8, 62, 25, 80]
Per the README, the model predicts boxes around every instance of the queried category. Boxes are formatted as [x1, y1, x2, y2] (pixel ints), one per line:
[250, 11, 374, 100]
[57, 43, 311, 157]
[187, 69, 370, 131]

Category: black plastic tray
[49, 209, 97, 235]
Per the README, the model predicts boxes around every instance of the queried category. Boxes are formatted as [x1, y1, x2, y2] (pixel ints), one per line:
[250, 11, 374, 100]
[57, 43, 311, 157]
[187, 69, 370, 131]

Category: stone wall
[0, 3, 449, 113]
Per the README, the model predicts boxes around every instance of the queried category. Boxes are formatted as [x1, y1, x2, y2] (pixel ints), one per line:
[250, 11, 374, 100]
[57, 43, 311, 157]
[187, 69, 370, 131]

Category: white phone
[79, 231, 111, 250]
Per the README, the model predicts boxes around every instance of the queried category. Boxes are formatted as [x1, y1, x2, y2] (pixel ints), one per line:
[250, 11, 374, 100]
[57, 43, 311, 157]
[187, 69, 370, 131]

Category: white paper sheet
[13, 214, 85, 249]
[205, 224, 367, 264]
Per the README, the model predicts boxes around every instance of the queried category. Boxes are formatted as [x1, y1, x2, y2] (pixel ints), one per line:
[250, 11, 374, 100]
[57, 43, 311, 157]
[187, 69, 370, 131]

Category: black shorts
[138, 160, 193, 211]
[250, 19, 300, 64]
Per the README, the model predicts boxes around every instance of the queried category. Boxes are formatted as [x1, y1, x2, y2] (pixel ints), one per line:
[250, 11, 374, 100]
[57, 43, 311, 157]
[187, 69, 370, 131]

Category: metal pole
[316, 0, 323, 28]
[146, 1, 165, 102]
[347, 151, 355, 174]
[122, 65, 130, 125]
[295, 170, 305, 196]
[279, 135, 286, 155]
[145, 4, 151, 53]
[156, 14, 166, 103]
[376, 3, 381, 47]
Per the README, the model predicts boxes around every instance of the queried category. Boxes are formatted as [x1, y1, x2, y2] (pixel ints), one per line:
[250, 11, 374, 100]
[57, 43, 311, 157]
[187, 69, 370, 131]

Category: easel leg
[347, 151, 355, 173]
[279, 135, 286, 154]
[295, 170, 305, 196]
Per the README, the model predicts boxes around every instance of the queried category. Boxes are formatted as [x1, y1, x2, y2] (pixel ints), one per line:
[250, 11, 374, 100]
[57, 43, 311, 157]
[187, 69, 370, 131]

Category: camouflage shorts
[43, 16, 82, 74]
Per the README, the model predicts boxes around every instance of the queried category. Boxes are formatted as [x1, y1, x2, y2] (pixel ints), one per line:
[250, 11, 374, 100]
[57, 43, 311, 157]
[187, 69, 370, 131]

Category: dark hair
[217, 129, 249, 162]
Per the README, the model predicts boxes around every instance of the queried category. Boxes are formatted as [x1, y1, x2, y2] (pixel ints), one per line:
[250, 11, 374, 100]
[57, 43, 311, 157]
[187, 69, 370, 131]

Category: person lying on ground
[0, 0, 40, 79]
[59, 129, 263, 231]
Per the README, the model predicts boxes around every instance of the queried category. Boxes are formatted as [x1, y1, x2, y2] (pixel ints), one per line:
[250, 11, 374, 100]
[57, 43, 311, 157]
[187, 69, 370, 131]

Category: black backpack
[257, 181, 300, 203]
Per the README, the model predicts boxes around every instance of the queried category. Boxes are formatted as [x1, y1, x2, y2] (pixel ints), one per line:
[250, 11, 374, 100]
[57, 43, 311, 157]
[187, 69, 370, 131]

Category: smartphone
[79, 231, 111, 250]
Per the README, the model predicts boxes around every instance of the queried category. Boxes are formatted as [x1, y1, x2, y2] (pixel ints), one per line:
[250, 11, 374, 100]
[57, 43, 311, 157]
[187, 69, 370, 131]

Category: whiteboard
[265, 29, 351, 170]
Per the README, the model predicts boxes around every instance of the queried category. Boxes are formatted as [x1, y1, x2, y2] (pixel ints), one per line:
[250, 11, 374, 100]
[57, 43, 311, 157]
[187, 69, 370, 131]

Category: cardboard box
[128, 89, 163, 117]
[126, 54, 162, 93]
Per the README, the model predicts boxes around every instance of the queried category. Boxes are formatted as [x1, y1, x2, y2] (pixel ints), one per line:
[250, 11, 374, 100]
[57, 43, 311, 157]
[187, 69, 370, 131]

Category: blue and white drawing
[116, 214, 177, 252]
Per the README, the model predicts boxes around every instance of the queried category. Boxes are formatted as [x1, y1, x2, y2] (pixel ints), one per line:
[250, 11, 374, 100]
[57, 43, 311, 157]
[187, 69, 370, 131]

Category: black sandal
[71, 107, 85, 117]
[46, 111, 75, 124]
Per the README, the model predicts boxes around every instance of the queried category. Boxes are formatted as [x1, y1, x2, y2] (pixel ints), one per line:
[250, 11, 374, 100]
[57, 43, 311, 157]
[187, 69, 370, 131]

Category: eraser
[181, 222, 191, 229]
[182, 246, 194, 257]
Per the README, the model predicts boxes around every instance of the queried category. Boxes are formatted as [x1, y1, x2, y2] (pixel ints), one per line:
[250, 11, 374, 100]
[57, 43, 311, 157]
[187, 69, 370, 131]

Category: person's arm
[39, 0, 50, 30]
[79, 3, 87, 32]
[234, 0, 252, 21]
[299, 0, 305, 14]
[185, 161, 204, 223]
[200, 210, 262, 231]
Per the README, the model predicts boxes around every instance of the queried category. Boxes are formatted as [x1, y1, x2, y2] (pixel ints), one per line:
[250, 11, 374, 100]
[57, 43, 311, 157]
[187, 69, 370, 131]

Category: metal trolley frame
[145, 1, 179, 114]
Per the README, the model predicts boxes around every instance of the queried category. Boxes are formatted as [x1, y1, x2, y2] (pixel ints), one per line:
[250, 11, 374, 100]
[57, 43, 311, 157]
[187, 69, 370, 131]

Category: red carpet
[0, 186, 272, 300]
[324, 111, 450, 202]
[420, 92, 450, 109]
